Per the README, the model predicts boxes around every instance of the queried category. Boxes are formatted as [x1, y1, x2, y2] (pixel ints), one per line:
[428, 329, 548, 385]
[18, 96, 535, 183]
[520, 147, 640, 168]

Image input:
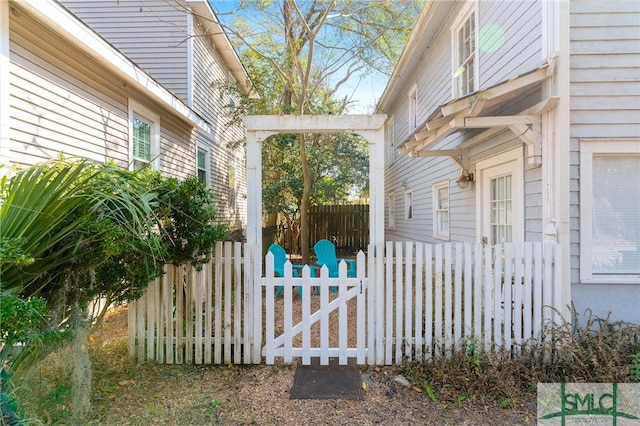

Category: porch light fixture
[456, 169, 474, 189]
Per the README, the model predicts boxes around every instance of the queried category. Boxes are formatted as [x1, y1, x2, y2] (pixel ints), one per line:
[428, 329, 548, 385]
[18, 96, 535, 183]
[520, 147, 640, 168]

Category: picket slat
[424, 244, 433, 359]
[356, 251, 366, 365]
[185, 266, 193, 364]
[434, 245, 443, 357]
[302, 268, 312, 366]
[339, 262, 348, 365]
[395, 242, 403, 363]
[214, 243, 223, 364]
[414, 243, 424, 362]
[384, 242, 393, 364]
[483, 245, 492, 353]
[320, 268, 330, 365]
[444, 244, 453, 355]
[130, 241, 562, 366]
[205, 257, 212, 364]
[404, 242, 413, 361]
[194, 266, 203, 364]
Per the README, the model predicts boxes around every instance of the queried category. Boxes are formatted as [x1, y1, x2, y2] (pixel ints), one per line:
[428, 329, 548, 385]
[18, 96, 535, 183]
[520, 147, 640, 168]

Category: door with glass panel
[478, 150, 523, 245]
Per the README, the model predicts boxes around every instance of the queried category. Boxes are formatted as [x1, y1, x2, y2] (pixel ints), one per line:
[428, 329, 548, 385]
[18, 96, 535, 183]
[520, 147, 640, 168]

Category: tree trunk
[299, 133, 312, 263]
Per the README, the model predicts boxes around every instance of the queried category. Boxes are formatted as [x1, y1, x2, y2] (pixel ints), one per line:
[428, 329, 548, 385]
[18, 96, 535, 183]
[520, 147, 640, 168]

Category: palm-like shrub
[1, 159, 228, 422]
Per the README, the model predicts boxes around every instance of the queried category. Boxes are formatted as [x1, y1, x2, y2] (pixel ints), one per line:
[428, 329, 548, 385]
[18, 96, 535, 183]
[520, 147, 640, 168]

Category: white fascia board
[187, 0, 257, 99]
[17, 0, 211, 134]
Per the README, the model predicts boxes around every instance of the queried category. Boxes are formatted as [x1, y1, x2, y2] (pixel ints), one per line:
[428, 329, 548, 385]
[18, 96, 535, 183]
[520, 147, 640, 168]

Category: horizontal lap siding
[9, 9, 194, 177]
[61, 0, 189, 101]
[386, 20, 459, 244]
[158, 115, 194, 180]
[192, 21, 248, 229]
[385, 1, 544, 245]
[479, 1, 542, 88]
[569, 1, 640, 283]
[9, 13, 129, 167]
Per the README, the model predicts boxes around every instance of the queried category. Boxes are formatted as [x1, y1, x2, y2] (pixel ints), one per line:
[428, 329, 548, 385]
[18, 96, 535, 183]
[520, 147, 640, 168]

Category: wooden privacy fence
[129, 240, 565, 365]
[277, 204, 369, 253]
[309, 204, 369, 251]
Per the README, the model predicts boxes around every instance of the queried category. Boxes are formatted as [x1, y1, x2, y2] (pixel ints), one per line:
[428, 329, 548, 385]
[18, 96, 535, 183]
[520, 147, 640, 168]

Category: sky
[208, 0, 389, 114]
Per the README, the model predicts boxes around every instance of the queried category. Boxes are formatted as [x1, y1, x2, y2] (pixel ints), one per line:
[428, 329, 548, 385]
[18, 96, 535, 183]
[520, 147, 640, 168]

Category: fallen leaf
[412, 386, 423, 393]
[362, 382, 367, 390]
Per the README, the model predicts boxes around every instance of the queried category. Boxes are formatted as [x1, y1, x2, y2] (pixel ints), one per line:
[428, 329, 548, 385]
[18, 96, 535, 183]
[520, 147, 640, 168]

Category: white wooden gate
[262, 251, 368, 366]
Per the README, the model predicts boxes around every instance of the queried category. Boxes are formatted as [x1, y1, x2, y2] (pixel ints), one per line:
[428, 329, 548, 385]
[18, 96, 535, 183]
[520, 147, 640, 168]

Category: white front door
[476, 148, 524, 245]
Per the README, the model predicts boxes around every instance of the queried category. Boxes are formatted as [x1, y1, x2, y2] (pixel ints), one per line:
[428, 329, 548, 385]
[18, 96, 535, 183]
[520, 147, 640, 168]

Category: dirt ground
[84, 306, 537, 425]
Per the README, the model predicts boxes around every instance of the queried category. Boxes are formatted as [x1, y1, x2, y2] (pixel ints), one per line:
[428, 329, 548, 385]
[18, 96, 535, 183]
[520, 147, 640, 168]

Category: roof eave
[187, 0, 259, 99]
[376, 0, 455, 114]
[17, 0, 211, 133]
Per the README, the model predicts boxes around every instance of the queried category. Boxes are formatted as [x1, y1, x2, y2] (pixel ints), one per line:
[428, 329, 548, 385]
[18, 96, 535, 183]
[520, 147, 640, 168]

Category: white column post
[364, 128, 385, 247]
[245, 129, 262, 362]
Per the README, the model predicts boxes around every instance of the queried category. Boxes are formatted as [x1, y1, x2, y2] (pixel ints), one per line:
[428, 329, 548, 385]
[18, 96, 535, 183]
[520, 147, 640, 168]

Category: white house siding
[384, 0, 545, 245]
[569, 1, 640, 324]
[8, 7, 194, 178]
[60, 0, 190, 101]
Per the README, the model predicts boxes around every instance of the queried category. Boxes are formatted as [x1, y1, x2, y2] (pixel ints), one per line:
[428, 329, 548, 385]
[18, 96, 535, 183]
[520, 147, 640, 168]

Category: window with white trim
[196, 145, 210, 186]
[129, 100, 160, 170]
[387, 192, 395, 229]
[228, 163, 237, 209]
[433, 181, 450, 240]
[404, 189, 413, 220]
[452, 2, 477, 98]
[580, 139, 640, 282]
[408, 84, 417, 129]
[386, 116, 395, 164]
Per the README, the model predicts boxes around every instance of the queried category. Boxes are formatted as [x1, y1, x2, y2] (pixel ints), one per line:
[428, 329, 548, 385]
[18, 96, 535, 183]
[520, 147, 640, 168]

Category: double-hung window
[404, 189, 413, 220]
[387, 192, 396, 229]
[196, 145, 210, 186]
[580, 139, 640, 282]
[129, 99, 160, 170]
[407, 84, 417, 130]
[452, 2, 477, 98]
[386, 116, 395, 164]
[433, 181, 450, 240]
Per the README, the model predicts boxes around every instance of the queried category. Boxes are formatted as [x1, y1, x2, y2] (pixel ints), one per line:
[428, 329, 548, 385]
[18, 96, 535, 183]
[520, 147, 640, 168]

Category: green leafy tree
[211, 0, 421, 261]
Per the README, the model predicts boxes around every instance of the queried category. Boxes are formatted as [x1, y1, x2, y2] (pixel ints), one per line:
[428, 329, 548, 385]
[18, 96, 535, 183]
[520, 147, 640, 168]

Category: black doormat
[290, 358, 363, 400]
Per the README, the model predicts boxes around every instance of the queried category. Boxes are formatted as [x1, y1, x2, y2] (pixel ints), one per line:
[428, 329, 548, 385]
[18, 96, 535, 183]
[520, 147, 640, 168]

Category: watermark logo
[538, 383, 640, 425]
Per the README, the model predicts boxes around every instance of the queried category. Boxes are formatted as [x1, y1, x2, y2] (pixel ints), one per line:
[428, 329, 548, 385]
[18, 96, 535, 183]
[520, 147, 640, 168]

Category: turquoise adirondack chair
[313, 239, 357, 279]
[267, 243, 314, 297]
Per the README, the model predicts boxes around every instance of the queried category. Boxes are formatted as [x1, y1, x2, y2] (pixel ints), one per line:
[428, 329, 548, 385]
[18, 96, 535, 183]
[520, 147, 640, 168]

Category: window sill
[579, 276, 640, 285]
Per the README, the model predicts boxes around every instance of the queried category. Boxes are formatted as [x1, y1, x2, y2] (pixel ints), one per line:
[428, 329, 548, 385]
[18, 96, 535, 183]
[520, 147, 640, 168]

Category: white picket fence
[129, 240, 565, 365]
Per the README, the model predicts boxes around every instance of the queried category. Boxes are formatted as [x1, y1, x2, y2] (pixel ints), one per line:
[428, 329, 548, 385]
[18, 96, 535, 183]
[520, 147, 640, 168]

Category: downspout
[555, 0, 571, 320]
[542, 0, 571, 321]
[0, 0, 11, 170]
[186, 9, 194, 108]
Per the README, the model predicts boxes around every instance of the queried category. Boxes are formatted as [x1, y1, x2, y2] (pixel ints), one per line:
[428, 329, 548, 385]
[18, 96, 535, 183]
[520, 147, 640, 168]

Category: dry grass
[10, 306, 541, 425]
[398, 309, 640, 409]
[10, 306, 638, 425]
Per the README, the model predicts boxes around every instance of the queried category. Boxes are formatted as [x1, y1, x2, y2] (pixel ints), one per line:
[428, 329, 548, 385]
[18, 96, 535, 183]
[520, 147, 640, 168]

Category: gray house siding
[191, 15, 248, 229]
[61, 0, 190, 101]
[384, 0, 546, 245]
[7, 4, 194, 177]
[60, 0, 249, 230]
[569, 0, 640, 323]
[478, 0, 542, 89]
